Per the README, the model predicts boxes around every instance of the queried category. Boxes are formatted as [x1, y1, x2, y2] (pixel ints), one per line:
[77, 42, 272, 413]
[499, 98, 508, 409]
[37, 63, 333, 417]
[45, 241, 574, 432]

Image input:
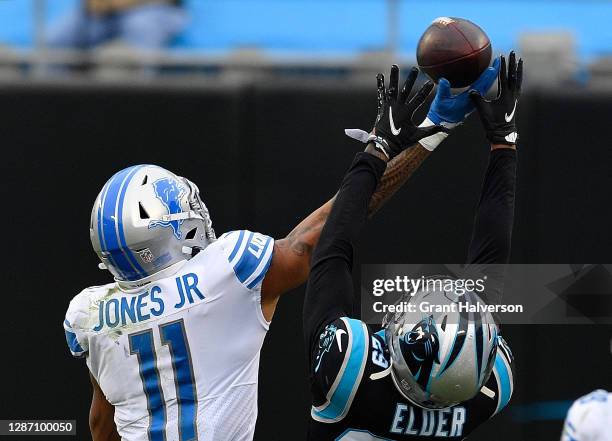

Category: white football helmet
[90, 165, 215, 286]
[383, 281, 499, 409]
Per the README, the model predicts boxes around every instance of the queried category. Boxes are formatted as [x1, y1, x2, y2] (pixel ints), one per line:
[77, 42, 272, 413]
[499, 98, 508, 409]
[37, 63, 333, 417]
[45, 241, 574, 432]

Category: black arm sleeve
[303, 152, 386, 356]
[465, 148, 517, 305]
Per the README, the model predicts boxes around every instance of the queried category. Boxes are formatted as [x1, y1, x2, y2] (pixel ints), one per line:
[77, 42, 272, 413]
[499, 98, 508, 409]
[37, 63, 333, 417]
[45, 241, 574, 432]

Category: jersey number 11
[129, 318, 198, 441]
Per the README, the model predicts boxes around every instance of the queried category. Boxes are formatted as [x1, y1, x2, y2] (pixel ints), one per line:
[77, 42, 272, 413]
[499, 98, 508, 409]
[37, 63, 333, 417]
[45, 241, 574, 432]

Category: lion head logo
[148, 178, 185, 240]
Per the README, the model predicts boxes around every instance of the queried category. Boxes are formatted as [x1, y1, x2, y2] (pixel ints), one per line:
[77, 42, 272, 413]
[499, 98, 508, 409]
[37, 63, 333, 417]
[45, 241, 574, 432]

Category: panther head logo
[314, 324, 338, 373]
[400, 316, 441, 389]
[148, 178, 186, 240]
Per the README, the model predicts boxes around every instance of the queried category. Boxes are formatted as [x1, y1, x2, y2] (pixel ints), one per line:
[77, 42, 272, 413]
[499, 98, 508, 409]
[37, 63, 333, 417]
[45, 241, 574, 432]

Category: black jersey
[302, 150, 518, 440]
[308, 317, 514, 440]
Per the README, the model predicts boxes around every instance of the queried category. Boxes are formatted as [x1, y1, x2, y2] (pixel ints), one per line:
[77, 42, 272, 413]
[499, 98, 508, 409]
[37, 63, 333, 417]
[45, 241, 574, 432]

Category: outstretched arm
[466, 145, 517, 266]
[261, 65, 443, 321]
[260, 144, 430, 319]
[465, 51, 523, 304]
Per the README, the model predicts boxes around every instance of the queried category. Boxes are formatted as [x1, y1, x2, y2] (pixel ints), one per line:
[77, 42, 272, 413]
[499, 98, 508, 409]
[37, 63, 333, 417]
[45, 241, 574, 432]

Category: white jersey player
[561, 390, 612, 441]
[64, 156, 428, 440]
[65, 229, 273, 440]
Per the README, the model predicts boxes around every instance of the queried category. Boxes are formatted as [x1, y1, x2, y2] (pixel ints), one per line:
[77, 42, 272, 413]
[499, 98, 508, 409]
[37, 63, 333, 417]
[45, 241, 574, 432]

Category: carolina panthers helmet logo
[314, 324, 338, 373]
[400, 316, 441, 390]
[148, 178, 186, 240]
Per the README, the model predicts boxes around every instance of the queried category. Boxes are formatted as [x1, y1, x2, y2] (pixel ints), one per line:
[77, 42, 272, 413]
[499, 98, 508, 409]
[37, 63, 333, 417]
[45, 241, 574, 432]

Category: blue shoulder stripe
[65, 329, 84, 354]
[312, 318, 368, 422]
[229, 231, 274, 288]
[228, 230, 245, 262]
[246, 237, 273, 289]
[64, 318, 85, 357]
[64, 318, 86, 357]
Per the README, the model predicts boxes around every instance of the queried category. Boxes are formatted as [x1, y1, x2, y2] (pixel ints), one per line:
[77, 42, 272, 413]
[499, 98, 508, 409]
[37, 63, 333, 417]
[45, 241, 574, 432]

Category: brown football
[417, 17, 492, 88]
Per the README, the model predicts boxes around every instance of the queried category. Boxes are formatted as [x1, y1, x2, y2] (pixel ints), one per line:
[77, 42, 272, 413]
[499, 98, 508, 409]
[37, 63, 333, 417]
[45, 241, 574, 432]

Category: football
[417, 17, 492, 88]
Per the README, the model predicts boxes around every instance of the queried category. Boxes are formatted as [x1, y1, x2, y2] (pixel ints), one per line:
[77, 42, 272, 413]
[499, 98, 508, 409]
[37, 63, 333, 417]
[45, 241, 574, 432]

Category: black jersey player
[303, 53, 522, 440]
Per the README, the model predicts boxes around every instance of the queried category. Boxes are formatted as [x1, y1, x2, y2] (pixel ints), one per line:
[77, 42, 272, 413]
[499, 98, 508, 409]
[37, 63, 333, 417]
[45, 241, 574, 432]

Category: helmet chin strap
[370, 366, 392, 381]
[388, 368, 445, 410]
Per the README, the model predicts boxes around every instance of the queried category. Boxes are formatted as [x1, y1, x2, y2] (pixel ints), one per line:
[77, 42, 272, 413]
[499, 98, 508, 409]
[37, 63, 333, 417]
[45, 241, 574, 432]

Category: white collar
[116, 259, 188, 293]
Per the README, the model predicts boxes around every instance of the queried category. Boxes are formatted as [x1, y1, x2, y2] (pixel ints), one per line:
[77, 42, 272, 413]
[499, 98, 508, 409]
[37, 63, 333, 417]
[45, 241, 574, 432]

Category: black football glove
[469, 51, 523, 145]
[369, 65, 446, 159]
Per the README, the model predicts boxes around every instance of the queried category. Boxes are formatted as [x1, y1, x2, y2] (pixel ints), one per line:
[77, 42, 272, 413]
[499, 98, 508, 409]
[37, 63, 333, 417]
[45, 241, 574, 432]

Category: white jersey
[561, 390, 612, 441]
[63, 230, 274, 441]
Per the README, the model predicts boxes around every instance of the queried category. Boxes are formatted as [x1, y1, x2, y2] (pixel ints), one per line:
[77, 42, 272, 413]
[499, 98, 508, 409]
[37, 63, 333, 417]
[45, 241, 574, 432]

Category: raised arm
[261, 66, 445, 320]
[466, 145, 517, 266]
[466, 51, 522, 266]
[260, 143, 432, 319]
[465, 52, 523, 304]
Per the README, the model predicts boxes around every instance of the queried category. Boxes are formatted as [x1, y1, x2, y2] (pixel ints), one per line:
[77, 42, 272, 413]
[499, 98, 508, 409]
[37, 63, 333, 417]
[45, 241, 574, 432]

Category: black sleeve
[303, 152, 386, 359]
[309, 317, 372, 425]
[465, 149, 517, 305]
[310, 318, 351, 407]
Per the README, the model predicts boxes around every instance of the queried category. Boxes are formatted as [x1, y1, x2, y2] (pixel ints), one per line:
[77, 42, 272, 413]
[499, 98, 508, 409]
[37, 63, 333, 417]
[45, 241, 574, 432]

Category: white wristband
[417, 118, 458, 152]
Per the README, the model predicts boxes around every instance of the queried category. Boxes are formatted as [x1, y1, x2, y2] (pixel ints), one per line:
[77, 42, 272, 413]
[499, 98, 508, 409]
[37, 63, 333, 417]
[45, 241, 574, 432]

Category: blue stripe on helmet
[494, 354, 512, 414]
[439, 305, 469, 375]
[97, 178, 126, 279]
[100, 166, 146, 281]
[117, 166, 147, 279]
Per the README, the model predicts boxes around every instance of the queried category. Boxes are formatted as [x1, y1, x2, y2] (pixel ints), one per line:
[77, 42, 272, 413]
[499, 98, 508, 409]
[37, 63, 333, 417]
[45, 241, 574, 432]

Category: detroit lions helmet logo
[400, 316, 441, 390]
[148, 178, 186, 240]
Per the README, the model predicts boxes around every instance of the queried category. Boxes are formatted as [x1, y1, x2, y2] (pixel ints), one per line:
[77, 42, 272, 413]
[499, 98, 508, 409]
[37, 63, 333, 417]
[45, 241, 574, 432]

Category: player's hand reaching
[417, 57, 500, 151]
[428, 57, 501, 125]
[369, 65, 446, 159]
[470, 51, 523, 146]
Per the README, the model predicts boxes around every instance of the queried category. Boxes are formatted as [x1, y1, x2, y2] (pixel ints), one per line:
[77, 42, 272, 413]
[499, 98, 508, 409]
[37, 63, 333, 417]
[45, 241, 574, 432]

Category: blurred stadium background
[1, 1, 611, 441]
[0, 0, 610, 84]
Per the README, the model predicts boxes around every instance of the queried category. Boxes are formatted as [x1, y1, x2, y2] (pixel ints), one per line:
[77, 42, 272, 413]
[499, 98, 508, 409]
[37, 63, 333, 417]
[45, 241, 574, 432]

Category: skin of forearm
[491, 143, 516, 151]
[261, 140, 433, 314]
[367, 142, 431, 217]
[280, 198, 334, 261]
[282, 142, 430, 261]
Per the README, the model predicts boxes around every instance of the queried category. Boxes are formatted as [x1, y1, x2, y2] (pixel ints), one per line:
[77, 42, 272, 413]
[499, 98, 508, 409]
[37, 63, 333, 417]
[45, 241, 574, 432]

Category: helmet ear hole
[185, 227, 197, 240]
[139, 202, 150, 219]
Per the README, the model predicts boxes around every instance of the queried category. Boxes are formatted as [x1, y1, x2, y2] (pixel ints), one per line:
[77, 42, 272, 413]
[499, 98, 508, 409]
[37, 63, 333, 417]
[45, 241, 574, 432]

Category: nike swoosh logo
[505, 100, 517, 122]
[336, 329, 347, 352]
[389, 107, 401, 136]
